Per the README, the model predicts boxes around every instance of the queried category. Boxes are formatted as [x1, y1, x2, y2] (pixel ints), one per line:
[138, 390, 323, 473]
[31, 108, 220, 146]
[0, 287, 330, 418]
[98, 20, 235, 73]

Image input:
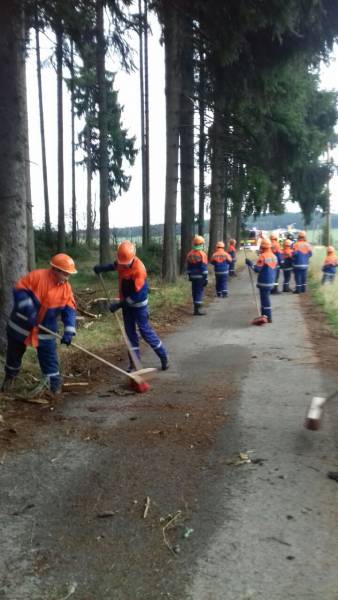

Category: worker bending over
[322, 246, 338, 285]
[292, 231, 312, 293]
[281, 239, 293, 292]
[210, 241, 232, 297]
[186, 235, 208, 315]
[1, 254, 77, 394]
[228, 239, 237, 276]
[245, 238, 277, 323]
[94, 241, 168, 371]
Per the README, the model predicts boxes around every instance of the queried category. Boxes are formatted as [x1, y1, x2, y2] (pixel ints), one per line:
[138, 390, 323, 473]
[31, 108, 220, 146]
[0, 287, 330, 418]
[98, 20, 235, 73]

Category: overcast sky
[26, 18, 338, 231]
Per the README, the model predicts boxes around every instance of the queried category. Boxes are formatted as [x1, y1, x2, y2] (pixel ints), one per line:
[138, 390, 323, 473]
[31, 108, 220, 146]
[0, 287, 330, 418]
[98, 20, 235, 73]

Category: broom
[243, 246, 268, 326]
[17, 314, 152, 394]
[304, 390, 338, 430]
[97, 274, 151, 391]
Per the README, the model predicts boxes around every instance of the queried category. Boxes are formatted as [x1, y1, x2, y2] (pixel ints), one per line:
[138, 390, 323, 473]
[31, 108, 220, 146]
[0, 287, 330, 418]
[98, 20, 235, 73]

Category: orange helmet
[327, 245, 335, 254]
[229, 238, 236, 245]
[216, 241, 225, 248]
[50, 253, 77, 274]
[260, 238, 271, 249]
[117, 240, 136, 265]
[298, 231, 306, 239]
[270, 233, 277, 241]
[283, 239, 292, 247]
[192, 235, 205, 246]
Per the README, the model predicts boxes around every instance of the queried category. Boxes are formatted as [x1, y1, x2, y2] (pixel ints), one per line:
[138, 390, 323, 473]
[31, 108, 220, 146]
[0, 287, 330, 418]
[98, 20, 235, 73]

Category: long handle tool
[242, 246, 268, 326]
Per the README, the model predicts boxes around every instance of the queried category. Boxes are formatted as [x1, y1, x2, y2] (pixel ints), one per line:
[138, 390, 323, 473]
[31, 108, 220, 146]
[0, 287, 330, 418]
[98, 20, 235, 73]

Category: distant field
[306, 228, 338, 246]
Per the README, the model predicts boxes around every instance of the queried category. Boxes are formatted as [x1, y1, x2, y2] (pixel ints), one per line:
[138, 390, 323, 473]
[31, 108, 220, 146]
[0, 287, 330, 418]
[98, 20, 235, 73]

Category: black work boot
[193, 303, 206, 316]
[160, 355, 169, 371]
[1, 374, 15, 394]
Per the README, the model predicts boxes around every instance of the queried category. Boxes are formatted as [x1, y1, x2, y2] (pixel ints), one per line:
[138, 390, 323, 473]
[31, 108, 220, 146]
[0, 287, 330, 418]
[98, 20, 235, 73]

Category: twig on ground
[143, 496, 151, 519]
[162, 510, 182, 555]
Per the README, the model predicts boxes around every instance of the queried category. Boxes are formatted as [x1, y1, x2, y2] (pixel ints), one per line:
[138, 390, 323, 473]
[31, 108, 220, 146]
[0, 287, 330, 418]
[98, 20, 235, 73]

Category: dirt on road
[1, 270, 338, 600]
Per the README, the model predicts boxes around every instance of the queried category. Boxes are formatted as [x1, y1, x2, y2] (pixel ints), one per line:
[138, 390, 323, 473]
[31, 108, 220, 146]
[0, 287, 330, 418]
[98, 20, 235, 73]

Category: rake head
[251, 315, 268, 326]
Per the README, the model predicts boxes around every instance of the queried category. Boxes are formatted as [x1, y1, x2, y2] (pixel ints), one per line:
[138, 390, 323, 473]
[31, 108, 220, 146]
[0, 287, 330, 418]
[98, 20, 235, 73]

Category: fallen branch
[162, 510, 182, 555]
[77, 306, 98, 319]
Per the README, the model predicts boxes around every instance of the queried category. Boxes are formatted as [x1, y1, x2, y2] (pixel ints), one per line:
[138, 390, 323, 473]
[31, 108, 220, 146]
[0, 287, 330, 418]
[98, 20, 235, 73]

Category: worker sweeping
[210, 241, 232, 297]
[281, 239, 293, 292]
[93, 241, 168, 371]
[245, 238, 277, 323]
[228, 239, 237, 276]
[1, 254, 77, 395]
[292, 231, 312, 293]
[321, 246, 338, 285]
[270, 233, 282, 294]
[186, 235, 208, 315]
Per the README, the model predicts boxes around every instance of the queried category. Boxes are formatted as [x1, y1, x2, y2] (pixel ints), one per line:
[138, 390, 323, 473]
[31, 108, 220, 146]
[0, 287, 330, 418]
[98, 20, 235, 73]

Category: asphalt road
[1, 266, 338, 600]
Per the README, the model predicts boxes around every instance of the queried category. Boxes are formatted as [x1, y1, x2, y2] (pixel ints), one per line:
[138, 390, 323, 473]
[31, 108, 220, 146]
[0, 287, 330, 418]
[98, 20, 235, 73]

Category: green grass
[308, 246, 338, 334]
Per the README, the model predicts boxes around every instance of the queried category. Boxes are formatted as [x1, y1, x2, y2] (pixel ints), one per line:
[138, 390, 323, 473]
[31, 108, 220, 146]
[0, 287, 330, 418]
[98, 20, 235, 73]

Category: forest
[1, 0, 338, 348]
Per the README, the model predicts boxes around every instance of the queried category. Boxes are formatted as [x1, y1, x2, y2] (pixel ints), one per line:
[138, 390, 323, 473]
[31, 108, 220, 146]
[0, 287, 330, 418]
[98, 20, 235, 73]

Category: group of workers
[1, 232, 337, 395]
[1, 243, 168, 395]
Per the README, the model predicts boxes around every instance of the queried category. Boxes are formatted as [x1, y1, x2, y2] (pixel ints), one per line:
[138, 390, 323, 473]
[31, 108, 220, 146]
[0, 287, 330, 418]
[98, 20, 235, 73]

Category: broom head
[251, 315, 268, 326]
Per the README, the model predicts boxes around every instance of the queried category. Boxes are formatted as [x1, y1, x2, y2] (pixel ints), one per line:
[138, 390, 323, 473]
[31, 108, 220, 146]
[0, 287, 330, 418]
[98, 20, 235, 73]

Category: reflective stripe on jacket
[292, 241, 312, 269]
[253, 251, 277, 287]
[186, 249, 208, 280]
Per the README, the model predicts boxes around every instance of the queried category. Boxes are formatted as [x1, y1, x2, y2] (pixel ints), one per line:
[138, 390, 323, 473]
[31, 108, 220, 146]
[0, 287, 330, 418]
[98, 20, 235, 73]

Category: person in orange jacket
[322, 246, 338, 284]
[228, 239, 237, 276]
[1, 254, 77, 394]
[186, 235, 208, 315]
[210, 241, 232, 297]
[292, 231, 312, 293]
[93, 241, 168, 371]
[245, 238, 277, 322]
[281, 239, 293, 292]
[270, 233, 282, 294]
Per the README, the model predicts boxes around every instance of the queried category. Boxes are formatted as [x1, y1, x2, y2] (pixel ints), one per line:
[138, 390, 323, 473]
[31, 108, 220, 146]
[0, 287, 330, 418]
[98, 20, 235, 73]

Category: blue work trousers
[5, 335, 61, 392]
[258, 286, 272, 320]
[191, 279, 205, 305]
[122, 306, 167, 362]
[282, 269, 292, 291]
[293, 268, 307, 293]
[215, 274, 228, 297]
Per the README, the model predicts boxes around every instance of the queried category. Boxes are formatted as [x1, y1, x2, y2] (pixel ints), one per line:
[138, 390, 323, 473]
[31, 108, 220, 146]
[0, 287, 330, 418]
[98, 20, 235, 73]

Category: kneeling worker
[94, 241, 168, 371]
[2, 254, 77, 394]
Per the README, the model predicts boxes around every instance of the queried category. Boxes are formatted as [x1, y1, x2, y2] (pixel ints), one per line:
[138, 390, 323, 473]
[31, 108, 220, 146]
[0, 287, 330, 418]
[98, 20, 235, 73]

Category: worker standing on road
[321, 246, 338, 285]
[186, 235, 208, 315]
[1, 254, 77, 395]
[281, 239, 294, 292]
[292, 231, 312, 293]
[93, 241, 168, 371]
[210, 241, 232, 298]
[245, 238, 277, 322]
[228, 239, 237, 276]
[270, 233, 282, 294]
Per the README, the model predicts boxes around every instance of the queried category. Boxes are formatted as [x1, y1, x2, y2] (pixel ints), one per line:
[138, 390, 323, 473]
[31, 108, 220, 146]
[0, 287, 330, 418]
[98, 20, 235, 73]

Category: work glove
[245, 258, 253, 268]
[109, 301, 124, 313]
[61, 332, 73, 346]
[203, 278, 208, 287]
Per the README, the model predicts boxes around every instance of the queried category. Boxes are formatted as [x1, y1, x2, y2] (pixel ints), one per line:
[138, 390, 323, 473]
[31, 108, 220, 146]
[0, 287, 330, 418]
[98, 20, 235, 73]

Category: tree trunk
[138, 0, 147, 247]
[198, 48, 206, 237]
[24, 59, 35, 270]
[56, 23, 65, 252]
[208, 83, 226, 258]
[96, 0, 110, 263]
[0, 2, 28, 350]
[143, 0, 150, 247]
[85, 126, 93, 248]
[70, 40, 77, 247]
[35, 16, 51, 237]
[162, 6, 182, 282]
[179, 16, 194, 273]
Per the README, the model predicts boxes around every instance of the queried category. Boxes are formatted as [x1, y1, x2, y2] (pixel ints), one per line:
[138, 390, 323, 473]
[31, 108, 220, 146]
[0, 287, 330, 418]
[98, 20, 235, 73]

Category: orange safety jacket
[8, 268, 76, 348]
